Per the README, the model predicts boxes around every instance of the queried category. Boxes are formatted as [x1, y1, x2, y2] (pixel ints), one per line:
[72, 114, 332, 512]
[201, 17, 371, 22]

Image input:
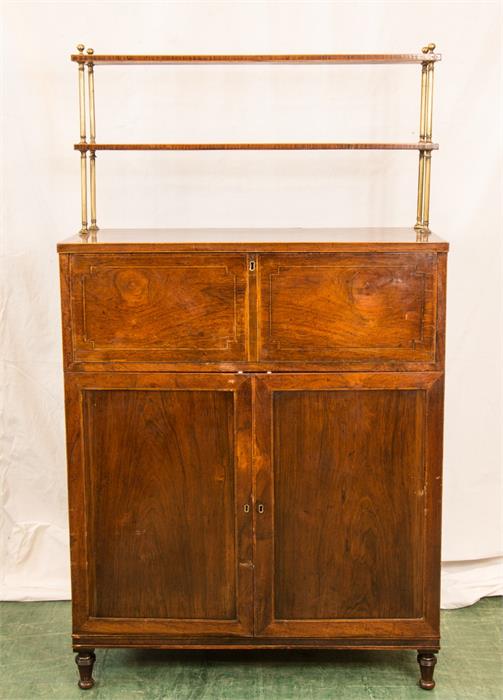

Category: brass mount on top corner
[73, 43, 439, 239]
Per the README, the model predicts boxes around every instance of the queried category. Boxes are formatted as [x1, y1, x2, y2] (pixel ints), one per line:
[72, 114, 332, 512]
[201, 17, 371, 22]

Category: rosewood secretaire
[59, 46, 447, 691]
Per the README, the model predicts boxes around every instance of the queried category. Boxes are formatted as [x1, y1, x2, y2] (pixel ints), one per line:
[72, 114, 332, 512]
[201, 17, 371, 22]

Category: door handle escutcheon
[257, 503, 265, 514]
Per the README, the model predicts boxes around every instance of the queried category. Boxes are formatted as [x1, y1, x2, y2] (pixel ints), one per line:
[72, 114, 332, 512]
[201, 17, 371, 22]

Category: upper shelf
[74, 142, 439, 152]
[71, 52, 442, 65]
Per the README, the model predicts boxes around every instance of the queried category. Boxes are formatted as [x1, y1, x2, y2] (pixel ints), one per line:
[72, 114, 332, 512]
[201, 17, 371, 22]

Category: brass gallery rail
[73, 44, 440, 237]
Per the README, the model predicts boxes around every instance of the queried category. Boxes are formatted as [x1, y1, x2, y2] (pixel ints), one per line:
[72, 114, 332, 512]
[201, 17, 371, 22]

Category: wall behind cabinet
[1, 0, 501, 606]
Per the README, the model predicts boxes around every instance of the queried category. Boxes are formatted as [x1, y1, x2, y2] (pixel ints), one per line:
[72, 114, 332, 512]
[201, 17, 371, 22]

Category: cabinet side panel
[59, 254, 73, 369]
[273, 388, 425, 620]
[84, 388, 236, 619]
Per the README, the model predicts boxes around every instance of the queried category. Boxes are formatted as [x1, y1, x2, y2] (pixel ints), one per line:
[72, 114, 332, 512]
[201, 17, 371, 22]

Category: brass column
[414, 62, 427, 231]
[422, 45, 435, 232]
[87, 48, 99, 232]
[415, 43, 436, 239]
[77, 44, 88, 236]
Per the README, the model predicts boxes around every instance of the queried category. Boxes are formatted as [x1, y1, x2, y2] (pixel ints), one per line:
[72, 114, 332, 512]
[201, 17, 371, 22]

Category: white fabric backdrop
[1, 1, 502, 607]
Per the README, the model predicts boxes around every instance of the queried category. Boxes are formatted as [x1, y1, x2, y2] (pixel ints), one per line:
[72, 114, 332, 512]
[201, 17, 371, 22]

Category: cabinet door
[254, 373, 443, 641]
[66, 373, 253, 637]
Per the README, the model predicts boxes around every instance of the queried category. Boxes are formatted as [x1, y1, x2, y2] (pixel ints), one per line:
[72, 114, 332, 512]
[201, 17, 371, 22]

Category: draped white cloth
[1, 1, 501, 608]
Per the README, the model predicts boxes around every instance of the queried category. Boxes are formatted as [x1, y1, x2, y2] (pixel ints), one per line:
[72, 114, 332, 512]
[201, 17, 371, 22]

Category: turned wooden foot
[417, 651, 437, 690]
[75, 649, 96, 689]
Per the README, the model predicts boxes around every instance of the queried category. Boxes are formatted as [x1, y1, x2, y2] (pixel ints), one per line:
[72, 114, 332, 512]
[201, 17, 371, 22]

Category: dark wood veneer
[59, 229, 447, 690]
[68, 253, 248, 364]
[87, 389, 237, 620]
[253, 372, 443, 641]
[60, 234, 446, 373]
[65, 373, 253, 638]
[257, 252, 437, 364]
[272, 388, 424, 620]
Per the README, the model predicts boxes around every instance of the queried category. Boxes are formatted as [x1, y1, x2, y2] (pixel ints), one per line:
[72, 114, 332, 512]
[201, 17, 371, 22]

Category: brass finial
[87, 48, 94, 55]
[422, 43, 436, 54]
[77, 44, 85, 53]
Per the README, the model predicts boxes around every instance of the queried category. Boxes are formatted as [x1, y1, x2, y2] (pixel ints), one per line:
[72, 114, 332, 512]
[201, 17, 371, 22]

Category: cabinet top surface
[58, 228, 448, 253]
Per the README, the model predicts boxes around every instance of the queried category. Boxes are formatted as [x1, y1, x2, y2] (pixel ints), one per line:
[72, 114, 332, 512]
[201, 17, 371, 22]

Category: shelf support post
[87, 48, 99, 233]
[414, 62, 427, 232]
[77, 44, 88, 236]
[423, 47, 435, 233]
[415, 43, 436, 240]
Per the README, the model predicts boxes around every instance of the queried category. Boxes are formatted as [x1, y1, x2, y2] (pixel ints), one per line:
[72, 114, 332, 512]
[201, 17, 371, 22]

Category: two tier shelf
[72, 45, 440, 236]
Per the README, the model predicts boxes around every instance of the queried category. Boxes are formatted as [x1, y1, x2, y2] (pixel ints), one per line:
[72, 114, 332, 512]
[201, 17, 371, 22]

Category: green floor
[1, 597, 501, 699]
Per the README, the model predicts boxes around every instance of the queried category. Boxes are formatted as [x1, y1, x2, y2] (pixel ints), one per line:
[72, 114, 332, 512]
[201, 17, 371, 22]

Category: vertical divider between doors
[234, 374, 255, 635]
[248, 251, 259, 635]
[252, 375, 275, 635]
[251, 374, 257, 636]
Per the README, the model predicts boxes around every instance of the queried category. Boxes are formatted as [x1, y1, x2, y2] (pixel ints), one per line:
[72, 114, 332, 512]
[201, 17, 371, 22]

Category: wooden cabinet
[58, 229, 447, 690]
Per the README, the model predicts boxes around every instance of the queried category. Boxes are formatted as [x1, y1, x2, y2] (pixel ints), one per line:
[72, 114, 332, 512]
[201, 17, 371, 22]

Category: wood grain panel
[273, 389, 424, 619]
[69, 254, 248, 363]
[257, 253, 437, 364]
[254, 373, 443, 639]
[65, 373, 253, 637]
[86, 389, 236, 619]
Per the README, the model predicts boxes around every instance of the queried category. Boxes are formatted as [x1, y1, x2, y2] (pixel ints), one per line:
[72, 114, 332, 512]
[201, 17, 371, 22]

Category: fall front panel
[67, 254, 248, 364]
[257, 253, 438, 364]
